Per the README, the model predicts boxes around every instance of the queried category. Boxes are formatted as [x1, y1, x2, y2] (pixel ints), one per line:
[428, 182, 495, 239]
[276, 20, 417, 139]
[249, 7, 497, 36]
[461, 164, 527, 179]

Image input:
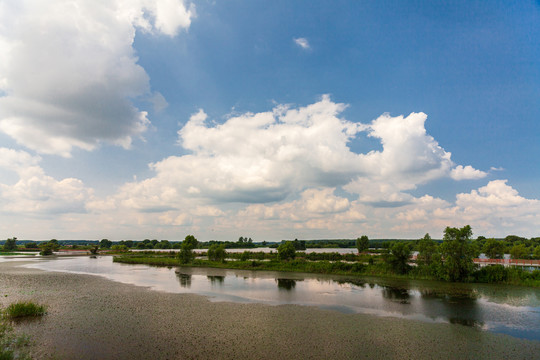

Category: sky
[0, 0, 539, 241]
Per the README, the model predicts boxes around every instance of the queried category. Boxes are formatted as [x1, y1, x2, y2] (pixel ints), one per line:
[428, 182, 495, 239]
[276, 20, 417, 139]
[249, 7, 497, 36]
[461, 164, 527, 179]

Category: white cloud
[450, 165, 487, 180]
[0, 147, 93, 214]
[118, 96, 365, 208]
[294, 37, 310, 50]
[0, 0, 193, 157]
[111, 97, 485, 215]
[5, 94, 533, 240]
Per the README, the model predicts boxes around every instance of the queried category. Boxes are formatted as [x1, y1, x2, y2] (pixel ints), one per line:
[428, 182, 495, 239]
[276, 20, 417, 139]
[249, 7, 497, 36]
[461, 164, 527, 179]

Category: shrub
[5, 301, 46, 319]
[2, 238, 17, 252]
[473, 265, 508, 283]
[39, 243, 54, 256]
[277, 241, 296, 261]
[178, 235, 198, 264]
[207, 244, 227, 262]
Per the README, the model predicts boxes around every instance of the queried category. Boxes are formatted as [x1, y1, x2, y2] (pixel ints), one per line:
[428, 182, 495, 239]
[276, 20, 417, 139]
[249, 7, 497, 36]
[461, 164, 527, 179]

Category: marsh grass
[0, 303, 36, 360]
[5, 301, 47, 319]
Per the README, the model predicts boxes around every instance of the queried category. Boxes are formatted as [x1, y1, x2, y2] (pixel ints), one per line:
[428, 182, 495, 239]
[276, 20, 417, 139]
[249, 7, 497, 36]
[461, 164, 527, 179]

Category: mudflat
[1, 260, 539, 359]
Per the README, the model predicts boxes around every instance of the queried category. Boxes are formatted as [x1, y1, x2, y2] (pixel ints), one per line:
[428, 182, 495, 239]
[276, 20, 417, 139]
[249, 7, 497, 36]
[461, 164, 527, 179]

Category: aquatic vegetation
[0, 302, 41, 360]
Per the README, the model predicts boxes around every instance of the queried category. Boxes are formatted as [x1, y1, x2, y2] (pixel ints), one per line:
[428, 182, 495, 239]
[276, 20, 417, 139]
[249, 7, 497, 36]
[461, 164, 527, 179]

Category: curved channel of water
[16, 256, 540, 341]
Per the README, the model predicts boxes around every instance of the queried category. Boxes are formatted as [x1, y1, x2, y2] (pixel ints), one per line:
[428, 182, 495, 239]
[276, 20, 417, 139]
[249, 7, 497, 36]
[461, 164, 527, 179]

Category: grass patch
[1, 303, 37, 360]
[4, 301, 47, 319]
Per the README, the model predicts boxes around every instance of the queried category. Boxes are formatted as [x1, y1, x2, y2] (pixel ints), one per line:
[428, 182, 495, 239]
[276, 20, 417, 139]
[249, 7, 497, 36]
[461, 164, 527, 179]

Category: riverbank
[113, 254, 540, 287]
[1, 260, 539, 359]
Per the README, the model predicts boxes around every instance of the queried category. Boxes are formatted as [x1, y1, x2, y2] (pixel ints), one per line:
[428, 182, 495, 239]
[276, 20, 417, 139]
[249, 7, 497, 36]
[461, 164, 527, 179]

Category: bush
[178, 235, 198, 264]
[39, 243, 54, 256]
[5, 301, 46, 319]
[207, 244, 227, 262]
[473, 265, 508, 283]
[277, 241, 296, 261]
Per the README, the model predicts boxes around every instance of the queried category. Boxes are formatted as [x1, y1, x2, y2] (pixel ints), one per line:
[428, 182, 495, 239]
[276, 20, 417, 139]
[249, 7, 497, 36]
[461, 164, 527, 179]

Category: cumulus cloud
[110, 96, 486, 216]
[0, 147, 93, 214]
[117, 96, 366, 209]
[24, 95, 517, 241]
[0, 0, 193, 157]
[450, 165, 487, 180]
[294, 37, 310, 50]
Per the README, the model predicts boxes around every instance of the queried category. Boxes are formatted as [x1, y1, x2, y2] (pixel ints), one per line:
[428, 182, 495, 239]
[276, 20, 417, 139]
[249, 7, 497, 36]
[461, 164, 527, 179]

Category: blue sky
[0, 0, 539, 241]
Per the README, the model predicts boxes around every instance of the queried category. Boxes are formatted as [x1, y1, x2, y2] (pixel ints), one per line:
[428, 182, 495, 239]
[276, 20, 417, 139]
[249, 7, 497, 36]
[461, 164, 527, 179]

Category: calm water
[14, 256, 540, 341]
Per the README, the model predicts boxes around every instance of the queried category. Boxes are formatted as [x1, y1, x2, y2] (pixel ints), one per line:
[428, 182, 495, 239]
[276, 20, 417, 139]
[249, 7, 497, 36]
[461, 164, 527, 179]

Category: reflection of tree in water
[176, 273, 192, 288]
[448, 317, 482, 327]
[381, 287, 410, 304]
[419, 287, 483, 328]
[419, 289, 439, 299]
[276, 278, 297, 291]
[207, 275, 225, 285]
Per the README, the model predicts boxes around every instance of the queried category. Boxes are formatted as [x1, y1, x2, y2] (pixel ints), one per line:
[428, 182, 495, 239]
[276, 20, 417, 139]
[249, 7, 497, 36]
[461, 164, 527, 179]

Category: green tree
[387, 242, 411, 274]
[483, 238, 504, 259]
[510, 244, 529, 259]
[440, 225, 476, 282]
[178, 235, 198, 264]
[277, 241, 296, 261]
[2, 237, 17, 252]
[99, 239, 112, 249]
[292, 239, 306, 250]
[417, 233, 438, 266]
[155, 240, 172, 249]
[48, 239, 60, 250]
[207, 244, 227, 262]
[356, 235, 369, 253]
[39, 239, 60, 256]
[24, 241, 38, 249]
[533, 245, 540, 260]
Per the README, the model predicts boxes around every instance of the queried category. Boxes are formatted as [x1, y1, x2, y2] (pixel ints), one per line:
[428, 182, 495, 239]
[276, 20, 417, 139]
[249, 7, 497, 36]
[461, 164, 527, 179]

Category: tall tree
[356, 235, 369, 253]
[2, 237, 17, 252]
[178, 235, 198, 264]
[388, 242, 411, 274]
[417, 233, 438, 266]
[440, 225, 476, 282]
[99, 239, 112, 249]
[483, 238, 504, 259]
[510, 244, 529, 260]
[277, 241, 296, 261]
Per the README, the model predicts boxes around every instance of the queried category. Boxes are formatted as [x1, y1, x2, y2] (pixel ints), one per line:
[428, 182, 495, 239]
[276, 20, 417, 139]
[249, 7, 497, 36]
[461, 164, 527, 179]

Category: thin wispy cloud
[294, 37, 311, 50]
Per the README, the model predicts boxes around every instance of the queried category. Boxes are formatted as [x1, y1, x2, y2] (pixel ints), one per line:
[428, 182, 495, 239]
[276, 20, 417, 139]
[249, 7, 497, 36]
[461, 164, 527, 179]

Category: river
[8, 255, 540, 341]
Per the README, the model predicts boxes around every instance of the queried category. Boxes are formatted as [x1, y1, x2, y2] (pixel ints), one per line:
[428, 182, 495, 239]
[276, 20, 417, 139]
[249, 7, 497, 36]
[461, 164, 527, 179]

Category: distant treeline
[2, 234, 539, 257]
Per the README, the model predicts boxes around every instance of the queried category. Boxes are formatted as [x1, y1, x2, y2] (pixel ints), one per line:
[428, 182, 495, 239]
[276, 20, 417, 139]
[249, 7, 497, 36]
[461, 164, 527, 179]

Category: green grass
[0, 303, 38, 360]
[113, 254, 540, 287]
[4, 301, 47, 319]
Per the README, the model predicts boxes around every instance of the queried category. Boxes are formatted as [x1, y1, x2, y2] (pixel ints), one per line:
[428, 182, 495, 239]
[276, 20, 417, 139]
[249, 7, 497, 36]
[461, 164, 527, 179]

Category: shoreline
[1, 260, 539, 359]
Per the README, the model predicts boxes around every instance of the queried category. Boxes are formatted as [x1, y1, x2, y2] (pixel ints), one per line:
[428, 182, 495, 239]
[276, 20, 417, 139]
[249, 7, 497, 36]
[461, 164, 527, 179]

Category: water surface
[17, 255, 540, 341]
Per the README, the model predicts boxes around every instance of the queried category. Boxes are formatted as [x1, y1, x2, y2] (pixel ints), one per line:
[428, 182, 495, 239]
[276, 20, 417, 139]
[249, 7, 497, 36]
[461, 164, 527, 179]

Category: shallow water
[14, 255, 540, 341]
